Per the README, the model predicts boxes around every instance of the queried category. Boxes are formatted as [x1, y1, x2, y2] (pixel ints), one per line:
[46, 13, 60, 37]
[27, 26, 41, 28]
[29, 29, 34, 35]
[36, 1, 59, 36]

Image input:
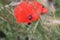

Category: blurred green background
[0, 0, 60, 40]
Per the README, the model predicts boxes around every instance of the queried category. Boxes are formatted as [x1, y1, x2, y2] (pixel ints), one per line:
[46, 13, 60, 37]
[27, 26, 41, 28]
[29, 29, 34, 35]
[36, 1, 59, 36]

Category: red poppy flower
[14, 1, 48, 23]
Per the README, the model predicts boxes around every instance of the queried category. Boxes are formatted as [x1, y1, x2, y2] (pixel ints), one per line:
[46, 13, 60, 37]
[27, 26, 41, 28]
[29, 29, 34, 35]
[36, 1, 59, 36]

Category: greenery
[0, 0, 60, 40]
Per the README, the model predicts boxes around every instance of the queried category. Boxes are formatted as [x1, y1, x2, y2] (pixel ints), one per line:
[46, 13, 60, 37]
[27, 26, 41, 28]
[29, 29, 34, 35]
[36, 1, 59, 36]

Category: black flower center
[28, 15, 32, 20]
